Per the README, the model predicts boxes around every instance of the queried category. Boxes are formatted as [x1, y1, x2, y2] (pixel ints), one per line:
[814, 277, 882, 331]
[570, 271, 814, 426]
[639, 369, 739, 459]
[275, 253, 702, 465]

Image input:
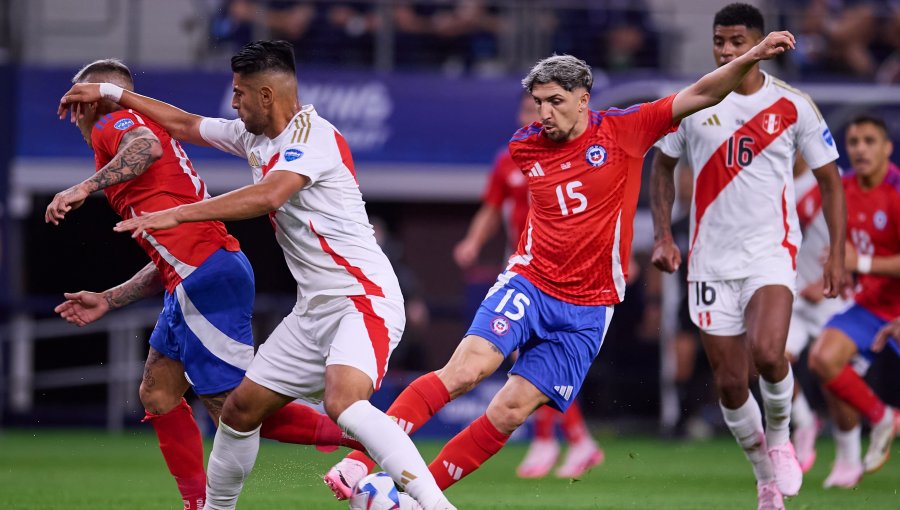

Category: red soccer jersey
[507, 95, 678, 305]
[482, 148, 530, 253]
[92, 109, 240, 292]
[844, 163, 900, 321]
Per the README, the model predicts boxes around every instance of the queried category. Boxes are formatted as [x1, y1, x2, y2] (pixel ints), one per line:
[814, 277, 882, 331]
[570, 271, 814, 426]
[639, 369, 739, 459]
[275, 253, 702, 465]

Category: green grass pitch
[1, 429, 897, 509]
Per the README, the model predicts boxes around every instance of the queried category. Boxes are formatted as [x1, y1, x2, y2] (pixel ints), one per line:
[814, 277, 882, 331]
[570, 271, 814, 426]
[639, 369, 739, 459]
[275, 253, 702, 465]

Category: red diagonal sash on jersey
[690, 98, 799, 257]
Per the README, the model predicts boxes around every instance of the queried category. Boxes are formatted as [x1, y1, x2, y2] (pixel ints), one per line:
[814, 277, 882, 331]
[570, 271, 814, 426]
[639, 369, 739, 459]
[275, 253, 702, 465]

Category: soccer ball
[348, 472, 401, 510]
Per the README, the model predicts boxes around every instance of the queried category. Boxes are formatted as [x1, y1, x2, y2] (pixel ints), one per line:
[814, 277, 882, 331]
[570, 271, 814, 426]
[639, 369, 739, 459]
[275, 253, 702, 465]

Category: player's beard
[544, 123, 576, 143]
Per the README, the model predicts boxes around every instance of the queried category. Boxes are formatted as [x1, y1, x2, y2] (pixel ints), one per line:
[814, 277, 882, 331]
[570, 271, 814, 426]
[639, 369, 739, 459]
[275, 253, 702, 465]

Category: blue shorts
[149, 248, 255, 395]
[824, 303, 900, 363]
[466, 271, 613, 412]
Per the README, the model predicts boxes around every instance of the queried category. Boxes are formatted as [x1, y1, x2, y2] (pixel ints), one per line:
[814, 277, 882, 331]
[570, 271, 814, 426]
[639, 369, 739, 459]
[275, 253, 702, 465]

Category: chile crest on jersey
[585, 144, 607, 167]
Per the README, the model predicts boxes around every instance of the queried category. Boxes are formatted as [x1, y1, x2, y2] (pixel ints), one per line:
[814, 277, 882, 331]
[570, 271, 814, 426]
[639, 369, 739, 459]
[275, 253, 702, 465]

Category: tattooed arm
[54, 262, 164, 327]
[45, 127, 163, 225]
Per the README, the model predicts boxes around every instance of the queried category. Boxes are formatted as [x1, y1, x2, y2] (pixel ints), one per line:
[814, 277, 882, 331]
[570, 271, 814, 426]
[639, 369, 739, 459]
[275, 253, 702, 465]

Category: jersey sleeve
[90, 110, 147, 162]
[654, 125, 687, 159]
[199, 117, 250, 159]
[268, 142, 337, 187]
[793, 96, 839, 170]
[482, 150, 511, 208]
[606, 94, 680, 158]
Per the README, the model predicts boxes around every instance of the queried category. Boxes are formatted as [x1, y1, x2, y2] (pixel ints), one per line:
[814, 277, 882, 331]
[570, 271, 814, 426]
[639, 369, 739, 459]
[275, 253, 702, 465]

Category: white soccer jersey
[199, 105, 402, 309]
[656, 72, 839, 281]
[793, 168, 830, 290]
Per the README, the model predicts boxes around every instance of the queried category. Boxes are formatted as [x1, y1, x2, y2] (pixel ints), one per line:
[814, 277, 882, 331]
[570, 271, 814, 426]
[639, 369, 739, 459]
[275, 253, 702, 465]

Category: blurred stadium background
[0, 0, 899, 507]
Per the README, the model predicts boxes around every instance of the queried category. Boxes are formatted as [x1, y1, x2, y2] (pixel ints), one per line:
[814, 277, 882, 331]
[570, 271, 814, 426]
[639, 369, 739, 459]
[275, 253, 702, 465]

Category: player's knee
[219, 391, 262, 432]
[436, 361, 485, 398]
[323, 395, 362, 422]
[751, 347, 785, 378]
[485, 400, 530, 435]
[807, 345, 839, 379]
[714, 373, 746, 406]
[139, 382, 181, 415]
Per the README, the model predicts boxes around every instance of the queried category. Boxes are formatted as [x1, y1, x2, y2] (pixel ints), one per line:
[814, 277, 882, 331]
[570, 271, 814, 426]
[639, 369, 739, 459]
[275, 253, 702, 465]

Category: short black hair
[848, 114, 891, 138]
[72, 58, 133, 85]
[714, 3, 765, 33]
[231, 40, 296, 76]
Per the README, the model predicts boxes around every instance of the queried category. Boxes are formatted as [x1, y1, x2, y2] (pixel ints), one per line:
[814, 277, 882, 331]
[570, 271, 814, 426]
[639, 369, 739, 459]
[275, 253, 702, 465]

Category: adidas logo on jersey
[554, 385, 574, 401]
[528, 162, 545, 177]
[701, 114, 722, 127]
[442, 461, 463, 481]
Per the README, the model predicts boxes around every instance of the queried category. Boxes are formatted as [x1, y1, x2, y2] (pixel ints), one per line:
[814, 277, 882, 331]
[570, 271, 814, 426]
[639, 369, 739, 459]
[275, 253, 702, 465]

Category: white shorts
[688, 258, 796, 336]
[785, 296, 851, 357]
[245, 294, 405, 403]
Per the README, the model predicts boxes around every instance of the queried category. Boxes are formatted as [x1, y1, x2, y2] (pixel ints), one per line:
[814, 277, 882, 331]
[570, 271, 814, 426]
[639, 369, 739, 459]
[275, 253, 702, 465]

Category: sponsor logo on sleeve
[822, 127, 834, 146]
[585, 144, 607, 167]
[284, 147, 304, 162]
[114, 118, 135, 130]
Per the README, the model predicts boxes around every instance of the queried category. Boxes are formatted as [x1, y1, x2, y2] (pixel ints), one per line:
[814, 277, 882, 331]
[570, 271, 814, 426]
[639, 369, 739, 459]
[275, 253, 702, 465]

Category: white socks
[834, 425, 862, 464]
[791, 391, 814, 430]
[721, 396, 775, 483]
[205, 421, 261, 510]
[760, 366, 794, 447]
[338, 400, 449, 510]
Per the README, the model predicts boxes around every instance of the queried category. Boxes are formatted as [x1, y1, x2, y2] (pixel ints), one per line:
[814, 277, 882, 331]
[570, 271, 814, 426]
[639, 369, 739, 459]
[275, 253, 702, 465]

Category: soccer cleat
[398, 493, 423, 510]
[768, 442, 802, 497]
[756, 481, 785, 510]
[823, 460, 864, 489]
[554, 439, 605, 478]
[864, 407, 900, 473]
[323, 458, 369, 501]
[516, 438, 560, 478]
[791, 417, 819, 473]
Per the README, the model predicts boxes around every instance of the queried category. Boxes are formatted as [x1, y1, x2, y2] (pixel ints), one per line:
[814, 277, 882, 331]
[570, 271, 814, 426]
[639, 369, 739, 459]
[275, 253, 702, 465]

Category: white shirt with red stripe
[794, 168, 830, 290]
[199, 105, 402, 308]
[655, 72, 839, 281]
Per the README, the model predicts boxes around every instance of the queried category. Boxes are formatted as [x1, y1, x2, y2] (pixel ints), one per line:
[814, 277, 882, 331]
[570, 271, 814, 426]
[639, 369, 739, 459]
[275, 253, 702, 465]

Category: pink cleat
[554, 439, 604, 478]
[516, 439, 560, 478]
[823, 460, 864, 489]
[863, 406, 900, 473]
[792, 418, 819, 473]
[756, 481, 785, 510]
[323, 458, 369, 501]
[768, 442, 802, 497]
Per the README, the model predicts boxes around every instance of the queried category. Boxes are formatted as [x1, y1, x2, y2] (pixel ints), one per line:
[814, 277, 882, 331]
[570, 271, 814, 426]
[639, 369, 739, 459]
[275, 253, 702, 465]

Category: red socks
[825, 364, 886, 424]
[260, 402, 365, 452]
[561, 401, 588, 443]
[533, 405, 557, 440]
[429, 414, 510, 489]
[346, 371, 451, 471]
[143, 398, 206, 510]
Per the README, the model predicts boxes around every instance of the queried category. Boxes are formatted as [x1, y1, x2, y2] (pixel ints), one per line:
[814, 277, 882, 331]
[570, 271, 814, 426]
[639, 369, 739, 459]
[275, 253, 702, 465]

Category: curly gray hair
[521, 55, 592, 93]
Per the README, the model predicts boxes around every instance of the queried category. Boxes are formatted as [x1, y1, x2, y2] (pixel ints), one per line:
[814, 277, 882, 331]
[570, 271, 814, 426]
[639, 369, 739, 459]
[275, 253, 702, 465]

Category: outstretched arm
[114, 170, 308, 238]
[45, 127, 163, 225]
[59, 83, 207, 146]
[453, 204, 503, 269]
[811, 161, 846, 297]
[54, 262, 163, 327]
[672, 31, 796, 121]
[650, 150, 682, 273]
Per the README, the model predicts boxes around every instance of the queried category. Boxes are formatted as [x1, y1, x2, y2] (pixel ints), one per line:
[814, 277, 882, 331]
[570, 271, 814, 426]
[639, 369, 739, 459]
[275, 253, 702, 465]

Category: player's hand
[873, 318, 900, 353]
[58, 83, 102, 122]
[750, 31, 796, 62]
[453, 238, 480, 269]
[54, 291, 109, 326]
[651, 237, 681, 273]
[113, 208, 181, 238]
[799, 280, 825, 304]
[821, 252, 845, 299]
[45, 184, 88, 225]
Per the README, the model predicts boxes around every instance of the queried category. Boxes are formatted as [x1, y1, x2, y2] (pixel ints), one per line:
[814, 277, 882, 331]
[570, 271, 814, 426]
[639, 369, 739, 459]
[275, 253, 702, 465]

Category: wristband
[857, 254, 873, 274]
[99, 83, 124, 102]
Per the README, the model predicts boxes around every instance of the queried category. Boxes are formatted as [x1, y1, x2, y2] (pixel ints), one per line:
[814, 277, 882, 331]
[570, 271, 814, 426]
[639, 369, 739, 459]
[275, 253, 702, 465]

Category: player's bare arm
[844, 243, 900, 277]
[113, 170, 308, 238]
[45, 127, 162, 225]
[672, 31, 795, 121]
[811, 161, 847, 297]
[454, 204, 503, 269]
[54, 262, 163, 327]
[649, 150, 682, 273]
[59, 83, 208, 147]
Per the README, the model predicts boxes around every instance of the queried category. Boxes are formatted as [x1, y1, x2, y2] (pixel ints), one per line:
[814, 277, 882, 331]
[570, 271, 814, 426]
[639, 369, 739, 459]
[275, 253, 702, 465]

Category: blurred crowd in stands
[208, 0, 900, 82]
